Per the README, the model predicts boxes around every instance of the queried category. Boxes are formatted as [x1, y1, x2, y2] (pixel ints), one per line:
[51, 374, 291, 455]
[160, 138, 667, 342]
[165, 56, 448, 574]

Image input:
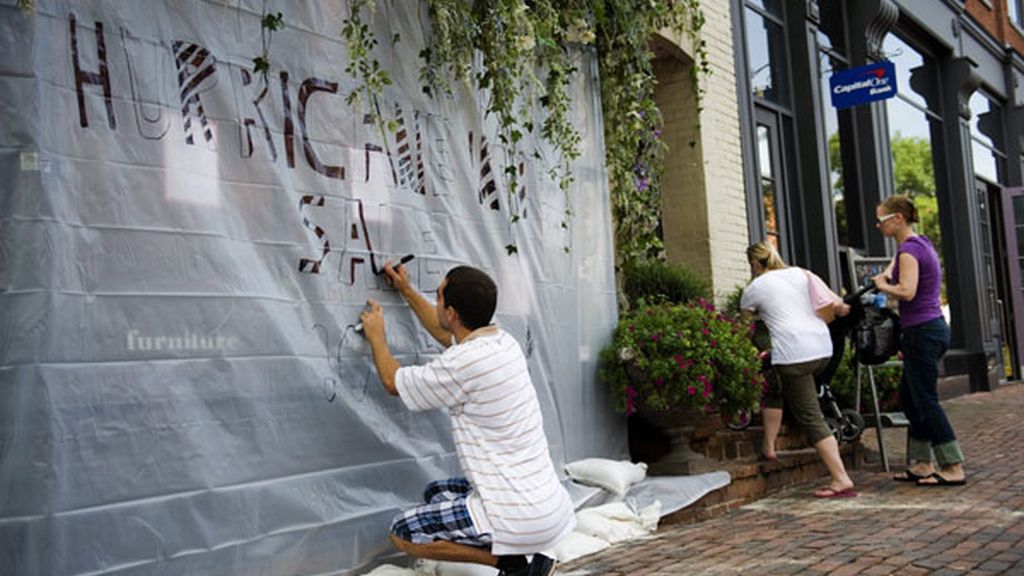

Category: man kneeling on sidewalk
[360, 263, 574, 574]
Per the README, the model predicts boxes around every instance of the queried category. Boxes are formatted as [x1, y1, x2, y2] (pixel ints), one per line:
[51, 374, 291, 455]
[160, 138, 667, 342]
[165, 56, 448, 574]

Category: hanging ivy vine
[593, 0, 706, 265]
[289, 1, 708, 260]
[19, 0, 707, 260]
[252, 7, 284, 82]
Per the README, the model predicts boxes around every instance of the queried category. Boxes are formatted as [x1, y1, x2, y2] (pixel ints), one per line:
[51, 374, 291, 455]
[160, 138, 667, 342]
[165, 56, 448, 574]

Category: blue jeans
[900, 317, 963, 465]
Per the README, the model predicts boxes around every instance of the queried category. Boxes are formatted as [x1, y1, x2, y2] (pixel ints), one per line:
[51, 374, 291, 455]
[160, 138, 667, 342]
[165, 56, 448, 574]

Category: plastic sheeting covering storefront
[0, 1, 623, 573]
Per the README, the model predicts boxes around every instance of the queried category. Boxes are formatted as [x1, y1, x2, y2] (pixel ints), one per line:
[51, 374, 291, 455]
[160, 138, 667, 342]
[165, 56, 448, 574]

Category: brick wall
[655, 0, 750, 304]
[655, 55, 711, 281]
[965, 0, 1024, 54]
[699, 0, 751, 300]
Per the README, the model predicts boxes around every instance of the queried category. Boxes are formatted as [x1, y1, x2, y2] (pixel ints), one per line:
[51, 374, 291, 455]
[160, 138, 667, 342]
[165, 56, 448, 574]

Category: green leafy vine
[338, 1, 709, 260]
[341, 0, 395, 135]
[253, 6, 284, 82]
[594, 0, 705, 265]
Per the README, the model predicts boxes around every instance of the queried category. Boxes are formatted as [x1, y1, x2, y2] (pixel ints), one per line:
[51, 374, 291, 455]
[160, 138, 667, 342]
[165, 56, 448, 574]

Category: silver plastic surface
[0, 1, 623, 573]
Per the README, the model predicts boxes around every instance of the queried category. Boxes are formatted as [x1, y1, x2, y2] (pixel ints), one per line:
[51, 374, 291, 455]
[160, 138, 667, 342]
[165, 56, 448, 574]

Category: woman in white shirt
[741, 241, 856, 498]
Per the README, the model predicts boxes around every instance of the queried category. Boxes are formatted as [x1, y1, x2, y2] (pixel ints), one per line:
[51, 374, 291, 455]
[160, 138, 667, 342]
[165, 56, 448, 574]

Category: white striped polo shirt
[395, 326, 575, 555]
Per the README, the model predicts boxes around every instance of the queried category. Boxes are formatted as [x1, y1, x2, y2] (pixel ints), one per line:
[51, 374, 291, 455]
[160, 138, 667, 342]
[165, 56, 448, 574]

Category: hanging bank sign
[829, 61, 897, 109]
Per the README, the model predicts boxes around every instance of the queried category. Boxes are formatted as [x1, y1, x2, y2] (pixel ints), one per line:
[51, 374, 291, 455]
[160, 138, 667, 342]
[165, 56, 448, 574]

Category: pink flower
[625, 386, 638, 415]
[687, 385, 697, 396]
[654, 377, 665, 388]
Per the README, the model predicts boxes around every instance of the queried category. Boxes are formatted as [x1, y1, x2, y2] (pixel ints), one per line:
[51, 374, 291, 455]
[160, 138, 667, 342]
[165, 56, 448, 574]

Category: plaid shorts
[390, 477, 493, 547]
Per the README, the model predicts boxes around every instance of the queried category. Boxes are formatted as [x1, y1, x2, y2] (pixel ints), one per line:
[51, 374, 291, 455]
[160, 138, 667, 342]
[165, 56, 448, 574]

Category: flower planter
[633, 407, 722, 475]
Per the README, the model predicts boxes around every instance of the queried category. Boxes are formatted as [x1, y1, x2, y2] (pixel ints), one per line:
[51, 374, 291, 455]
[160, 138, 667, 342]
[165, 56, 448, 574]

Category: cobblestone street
[562, 383, 1024, 575]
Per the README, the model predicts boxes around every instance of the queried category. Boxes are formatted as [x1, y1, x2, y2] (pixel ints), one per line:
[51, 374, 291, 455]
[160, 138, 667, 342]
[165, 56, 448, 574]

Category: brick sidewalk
[561, 382, 1024, 575]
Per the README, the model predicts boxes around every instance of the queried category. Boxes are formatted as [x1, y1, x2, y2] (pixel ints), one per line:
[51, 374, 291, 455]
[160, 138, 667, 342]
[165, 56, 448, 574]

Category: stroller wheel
[840, 409, 865, 442]
[723, 409, 753, 431]
[825, 418, 842, 443]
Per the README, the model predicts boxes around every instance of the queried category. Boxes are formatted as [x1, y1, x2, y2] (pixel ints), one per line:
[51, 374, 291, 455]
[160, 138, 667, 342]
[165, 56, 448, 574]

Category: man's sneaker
[496, 558, 529, 576]
[526, 554, 556, 576]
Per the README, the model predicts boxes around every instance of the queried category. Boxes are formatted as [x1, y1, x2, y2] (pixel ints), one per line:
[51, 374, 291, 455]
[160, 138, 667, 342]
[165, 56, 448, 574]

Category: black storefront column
[821, 0, 898, 256]
[910, 57, 994, 391]
[1005, 103, 1024, 186]
[786, 0, 841, 283]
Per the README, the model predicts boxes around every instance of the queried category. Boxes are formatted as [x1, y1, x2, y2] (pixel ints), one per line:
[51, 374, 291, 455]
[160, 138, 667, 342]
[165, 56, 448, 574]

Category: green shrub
[722, 283, 770, 352]
[621, 259, 711, 308]
[722, 284, 745, 318]
[599, 298, 764, 420]
[828, 346, 902, 412]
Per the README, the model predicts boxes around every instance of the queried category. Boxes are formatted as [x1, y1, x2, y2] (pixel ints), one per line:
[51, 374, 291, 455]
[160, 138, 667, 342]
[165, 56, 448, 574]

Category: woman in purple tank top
[872, 195, 965, 486]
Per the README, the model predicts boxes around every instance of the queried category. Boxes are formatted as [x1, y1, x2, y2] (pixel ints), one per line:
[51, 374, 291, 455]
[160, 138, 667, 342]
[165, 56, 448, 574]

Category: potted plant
[599, 297, 765, 473]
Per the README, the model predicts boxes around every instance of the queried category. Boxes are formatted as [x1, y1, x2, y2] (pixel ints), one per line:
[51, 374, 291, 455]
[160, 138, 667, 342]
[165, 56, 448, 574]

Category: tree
[829, 131, 945, 300]
[889, 132, 935, 198]
[829, 131, 942, 256]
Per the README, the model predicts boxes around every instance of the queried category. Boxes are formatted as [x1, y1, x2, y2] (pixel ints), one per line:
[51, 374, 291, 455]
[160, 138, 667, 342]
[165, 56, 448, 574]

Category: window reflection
[886, 90, 945, 299]
[971, 141, 999, 183]
[968, 91, 1006, 184]
[969, 92, 1003, 150]
[882, 35, 927, 110]
[747, 0, 783, 17]
[757, 125, 779, 249]
[746, 7, 789, 105]
[820, 49, 846, 244]
[886, 97, 936, 193]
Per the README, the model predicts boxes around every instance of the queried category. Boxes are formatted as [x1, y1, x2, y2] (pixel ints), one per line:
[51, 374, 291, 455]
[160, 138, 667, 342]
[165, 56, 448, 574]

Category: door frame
[753, 106, 792, 261]
[1000, 186, 1024, 378]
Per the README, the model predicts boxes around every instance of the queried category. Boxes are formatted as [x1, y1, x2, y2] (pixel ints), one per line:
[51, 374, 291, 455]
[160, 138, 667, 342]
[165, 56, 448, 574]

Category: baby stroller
[813, 281, 900, 443]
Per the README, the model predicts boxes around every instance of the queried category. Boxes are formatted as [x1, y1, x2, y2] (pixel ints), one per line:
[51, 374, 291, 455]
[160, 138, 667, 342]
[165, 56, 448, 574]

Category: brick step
[692, 424, 812, 463]
[659, 442, 859, 526]
[630, 412, 860, 521]
[629, 414, 814, 469]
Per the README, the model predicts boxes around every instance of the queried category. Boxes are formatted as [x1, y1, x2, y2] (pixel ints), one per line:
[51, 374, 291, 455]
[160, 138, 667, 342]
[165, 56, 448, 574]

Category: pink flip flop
[813, 487, 858, 498]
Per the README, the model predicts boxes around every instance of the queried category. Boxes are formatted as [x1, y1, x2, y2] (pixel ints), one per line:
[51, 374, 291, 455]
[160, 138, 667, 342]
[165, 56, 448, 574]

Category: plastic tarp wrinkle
[0, 1, 621, 574]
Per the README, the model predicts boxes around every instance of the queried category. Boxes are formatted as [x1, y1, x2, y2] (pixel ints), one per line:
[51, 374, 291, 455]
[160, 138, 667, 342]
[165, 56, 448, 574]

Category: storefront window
[883, 35, 928, 111]
[747, 0, 783, 16]
[819, 33, 848, 244]
[968, 91, 1006, 184]
[884, 35, 944, 298]
[745, 4, 789, 105]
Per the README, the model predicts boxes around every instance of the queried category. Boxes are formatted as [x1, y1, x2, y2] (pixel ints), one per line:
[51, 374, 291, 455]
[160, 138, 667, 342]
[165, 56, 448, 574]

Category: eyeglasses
[876, 213, 898, 225]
